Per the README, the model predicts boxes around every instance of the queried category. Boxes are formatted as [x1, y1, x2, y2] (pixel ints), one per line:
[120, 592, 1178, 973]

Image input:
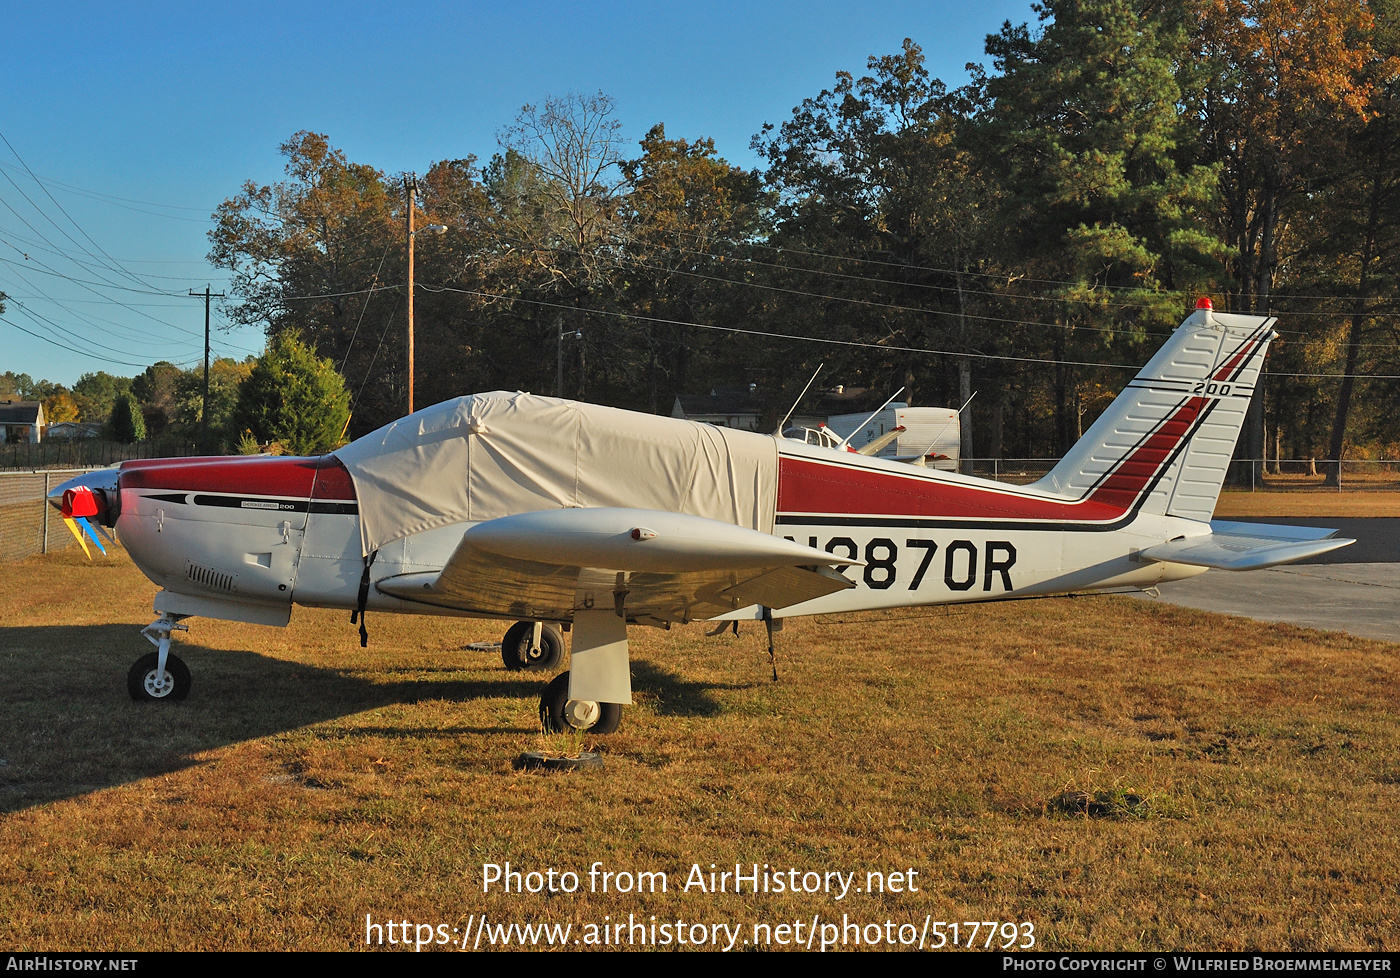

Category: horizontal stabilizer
[1139, 520, 1353, 571]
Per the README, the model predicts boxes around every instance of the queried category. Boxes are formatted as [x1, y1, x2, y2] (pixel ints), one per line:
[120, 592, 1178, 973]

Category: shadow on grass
[0, 624, 544, 813]
[630, 659, 737, 718]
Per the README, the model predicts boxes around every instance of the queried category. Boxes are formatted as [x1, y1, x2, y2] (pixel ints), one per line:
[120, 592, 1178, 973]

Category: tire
[514, 751, 604, 771]
[501, 622, 564, 672]
[500, 622, 531, 671]
[128, 651, 191, 702]
[538, 671, 622, 735]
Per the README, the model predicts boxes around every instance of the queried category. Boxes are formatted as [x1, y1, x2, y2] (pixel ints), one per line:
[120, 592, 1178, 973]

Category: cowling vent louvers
[186, 562, 235, 592]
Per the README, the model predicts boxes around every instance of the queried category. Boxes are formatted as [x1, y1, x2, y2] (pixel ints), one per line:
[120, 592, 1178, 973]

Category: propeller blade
[62, 517, 92, 560]
[76, 516, 107, 555]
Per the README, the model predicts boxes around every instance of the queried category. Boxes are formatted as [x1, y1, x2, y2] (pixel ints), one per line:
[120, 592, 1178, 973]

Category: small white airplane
[52, 300, 1353, 734]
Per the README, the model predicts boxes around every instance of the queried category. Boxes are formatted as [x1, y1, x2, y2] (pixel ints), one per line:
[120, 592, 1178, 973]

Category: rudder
[1034, 304, 1276, 522]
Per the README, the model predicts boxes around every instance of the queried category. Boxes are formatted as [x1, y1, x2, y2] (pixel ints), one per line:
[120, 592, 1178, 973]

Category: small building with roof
[0, 399, 45, 443]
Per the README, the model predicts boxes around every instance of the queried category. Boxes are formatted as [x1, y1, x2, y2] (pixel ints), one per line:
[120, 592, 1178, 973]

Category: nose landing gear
[130, 614, 191, 702]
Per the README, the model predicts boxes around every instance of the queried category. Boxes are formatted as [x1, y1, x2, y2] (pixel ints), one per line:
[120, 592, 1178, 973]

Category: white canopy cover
[334, 391, 780, 556]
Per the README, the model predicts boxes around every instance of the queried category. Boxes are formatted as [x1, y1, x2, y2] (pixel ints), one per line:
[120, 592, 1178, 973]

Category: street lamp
[405, 172, 448, 416]
[558, 325, 582, 398]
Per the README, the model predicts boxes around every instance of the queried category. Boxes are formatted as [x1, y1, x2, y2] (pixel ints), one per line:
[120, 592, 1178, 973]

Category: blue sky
[0, 1, 1036, 388]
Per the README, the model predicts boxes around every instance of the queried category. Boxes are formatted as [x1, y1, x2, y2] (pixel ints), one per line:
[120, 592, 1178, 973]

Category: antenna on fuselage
[834, 387, 905, 451]
[910, 391, 977, 467]
[774, 363, 825, 436]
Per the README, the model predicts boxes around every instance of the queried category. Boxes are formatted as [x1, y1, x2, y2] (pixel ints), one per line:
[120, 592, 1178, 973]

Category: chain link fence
[0, 436, 198, 472]
[964, 459, 1057, 485]
[1247, 459, 1400, 491]
[0, 469, 101, 562]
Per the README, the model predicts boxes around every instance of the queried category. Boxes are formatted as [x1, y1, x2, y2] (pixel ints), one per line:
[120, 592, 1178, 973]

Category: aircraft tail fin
[1033, 303, 1276, 522]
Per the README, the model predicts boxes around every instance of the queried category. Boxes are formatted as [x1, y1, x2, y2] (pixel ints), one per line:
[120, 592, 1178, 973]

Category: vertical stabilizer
[1034, 305, 1276, 522]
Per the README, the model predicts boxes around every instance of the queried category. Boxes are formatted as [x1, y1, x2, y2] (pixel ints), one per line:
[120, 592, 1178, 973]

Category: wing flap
[1140, 520, 1354, 571]
[721, 564, 855, 608]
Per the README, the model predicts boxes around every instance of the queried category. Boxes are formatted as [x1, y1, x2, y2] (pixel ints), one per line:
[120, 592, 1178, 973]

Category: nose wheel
[539, 671, 622, 734]
[501, 621, 564, 672]
[128, 651, 191, 701]
[131, 613, 191, 702]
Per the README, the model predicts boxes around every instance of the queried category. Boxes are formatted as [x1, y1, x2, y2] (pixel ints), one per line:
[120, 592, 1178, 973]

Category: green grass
[2, 544, 1399, 950]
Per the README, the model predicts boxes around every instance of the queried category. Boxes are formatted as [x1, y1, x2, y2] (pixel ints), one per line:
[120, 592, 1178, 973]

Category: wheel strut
[140, 613, 189, 678]
[131, 613, 192, 702]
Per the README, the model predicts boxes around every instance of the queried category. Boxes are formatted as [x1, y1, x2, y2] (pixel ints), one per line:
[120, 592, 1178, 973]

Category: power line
[419, 283, 1400, 381]
[499, 234, 1400, 346]
[662, 230, 1400, 329]
[0, 130, 162, 293]
[0, 159, 212, 212]
[681, 231, 1400, 310]
[0, 254, 206, 336]
[419, 283, 1144, 370]
[350, 298, 403, 419]
[0, 199, 165, 297]
[659, 227, 1400, 321]
[639, 253, 1400, 347]
[0, 252, 179, 296]
[2, 284, 202, 352]
[340, 242, 394, 373]
[0, 315, 158, 368]
[6, 296, 195, 361]
[186, 285, 226, 446]
[619, 252, 1174, 338]
[0, 260, 207, 350]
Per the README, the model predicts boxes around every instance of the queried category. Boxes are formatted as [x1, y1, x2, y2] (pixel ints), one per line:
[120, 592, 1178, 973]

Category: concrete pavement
[1135, 518, 1400, 644]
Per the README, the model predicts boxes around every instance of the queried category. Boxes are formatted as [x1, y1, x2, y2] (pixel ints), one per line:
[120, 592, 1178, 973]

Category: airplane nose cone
[48, 468, 122, 522]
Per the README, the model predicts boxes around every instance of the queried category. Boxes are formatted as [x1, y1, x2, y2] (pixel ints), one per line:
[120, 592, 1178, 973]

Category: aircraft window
[782, 426, 842, 448]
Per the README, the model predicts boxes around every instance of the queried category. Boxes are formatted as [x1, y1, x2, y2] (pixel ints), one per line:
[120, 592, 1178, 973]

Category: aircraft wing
[1139, 520, 1354, 571]
[374, 508, 860, 624]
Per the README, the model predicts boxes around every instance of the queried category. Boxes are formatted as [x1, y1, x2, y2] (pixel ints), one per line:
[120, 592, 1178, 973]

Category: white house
[0, 399, 45, 443]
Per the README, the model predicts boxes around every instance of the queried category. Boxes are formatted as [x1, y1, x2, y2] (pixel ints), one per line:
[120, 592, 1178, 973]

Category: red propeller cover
[62, 487, 100, 519]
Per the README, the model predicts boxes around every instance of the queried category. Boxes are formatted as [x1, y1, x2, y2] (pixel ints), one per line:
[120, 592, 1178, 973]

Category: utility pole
[405, 174, 417, 416]
[403, 176, 446, 416]
[188, 285, 225, 450]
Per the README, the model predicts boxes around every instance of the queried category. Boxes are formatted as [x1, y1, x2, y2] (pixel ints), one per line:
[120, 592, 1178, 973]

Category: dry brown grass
[1215, 490, 1400, 518]
[3, 544, 1399, 951]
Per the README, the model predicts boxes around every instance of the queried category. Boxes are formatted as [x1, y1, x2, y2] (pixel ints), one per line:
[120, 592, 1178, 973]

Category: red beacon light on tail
[1196, 297, 1213, 311]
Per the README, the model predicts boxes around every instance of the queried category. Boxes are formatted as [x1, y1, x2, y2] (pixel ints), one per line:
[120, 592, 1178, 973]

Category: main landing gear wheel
[127, 651, 191, 702]
[539, 671, 622, 735]
[501, 621, 564, 672]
